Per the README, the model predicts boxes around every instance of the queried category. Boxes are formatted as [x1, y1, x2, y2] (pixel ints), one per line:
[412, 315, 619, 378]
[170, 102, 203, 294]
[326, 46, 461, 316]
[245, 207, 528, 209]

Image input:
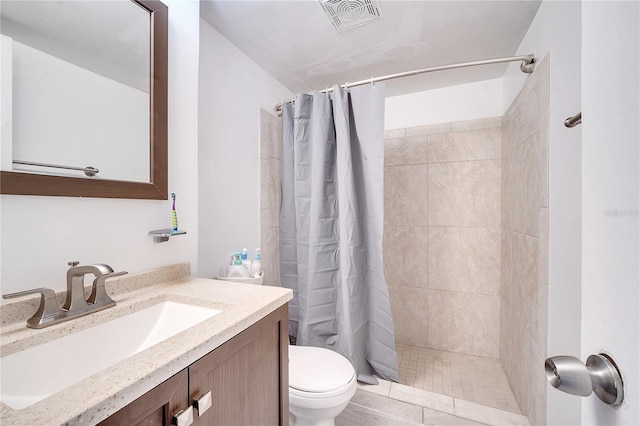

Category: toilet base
[289, 412, 336, 426]
[288, 380, 355, 426]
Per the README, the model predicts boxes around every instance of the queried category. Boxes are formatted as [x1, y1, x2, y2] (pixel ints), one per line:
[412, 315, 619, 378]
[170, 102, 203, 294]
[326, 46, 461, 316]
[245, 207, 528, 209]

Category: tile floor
[397, 344, 521, 414]
[335, 345, 529, 426]
[336, 381, 530, 426]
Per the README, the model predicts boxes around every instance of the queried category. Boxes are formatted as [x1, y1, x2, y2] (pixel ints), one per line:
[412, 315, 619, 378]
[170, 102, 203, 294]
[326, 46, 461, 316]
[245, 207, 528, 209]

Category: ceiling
[201, 0, 541, 96]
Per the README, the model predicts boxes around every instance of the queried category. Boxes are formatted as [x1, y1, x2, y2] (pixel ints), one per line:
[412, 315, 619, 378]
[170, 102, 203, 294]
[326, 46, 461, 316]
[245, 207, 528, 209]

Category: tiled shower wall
[383, 118, 503, 358]
[500, 56, 549, 426]
[259, 109, 282, 287]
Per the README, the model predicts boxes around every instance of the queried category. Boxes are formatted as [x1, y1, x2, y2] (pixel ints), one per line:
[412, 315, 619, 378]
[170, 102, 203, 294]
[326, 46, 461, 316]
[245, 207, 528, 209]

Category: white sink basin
[0, 301, 221, 410]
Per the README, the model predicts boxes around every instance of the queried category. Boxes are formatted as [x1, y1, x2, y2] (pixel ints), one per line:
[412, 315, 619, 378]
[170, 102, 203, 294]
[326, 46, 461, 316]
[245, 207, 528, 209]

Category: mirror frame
[0, 0, 168, 200]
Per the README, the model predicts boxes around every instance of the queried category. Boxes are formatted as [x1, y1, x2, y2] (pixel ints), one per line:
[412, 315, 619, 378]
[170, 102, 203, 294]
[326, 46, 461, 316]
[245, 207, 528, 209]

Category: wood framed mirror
[0, 0, 167, 199]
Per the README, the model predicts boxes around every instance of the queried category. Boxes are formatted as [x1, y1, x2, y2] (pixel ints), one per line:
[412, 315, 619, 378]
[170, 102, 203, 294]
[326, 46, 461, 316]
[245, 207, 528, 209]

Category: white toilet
[288, 345, 357, 426]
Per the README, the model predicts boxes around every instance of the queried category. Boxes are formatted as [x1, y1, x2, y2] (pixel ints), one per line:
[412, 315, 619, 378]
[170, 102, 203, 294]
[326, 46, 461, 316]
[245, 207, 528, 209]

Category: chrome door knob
[545, 356, 593, 396]
[545, 353, 624, 406]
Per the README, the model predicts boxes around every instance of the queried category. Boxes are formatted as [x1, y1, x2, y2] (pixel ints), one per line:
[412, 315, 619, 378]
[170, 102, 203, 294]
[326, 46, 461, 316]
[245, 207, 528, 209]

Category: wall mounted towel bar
[565, 112, 582, 128]
[12, 160, 99, 177]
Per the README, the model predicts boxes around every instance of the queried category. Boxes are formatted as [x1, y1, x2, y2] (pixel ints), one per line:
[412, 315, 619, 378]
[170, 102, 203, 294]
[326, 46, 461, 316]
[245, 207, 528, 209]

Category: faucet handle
[87, 271, 127, 306]
[3, 287, 57, 300]
[3, 288, 64, 329]
[68, 261, 80, 268]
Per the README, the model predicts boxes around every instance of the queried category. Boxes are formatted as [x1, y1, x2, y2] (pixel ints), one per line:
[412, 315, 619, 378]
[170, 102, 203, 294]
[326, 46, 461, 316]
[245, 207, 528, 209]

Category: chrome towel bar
[13, 160, 99, 177]
[565, 112, 582, 128]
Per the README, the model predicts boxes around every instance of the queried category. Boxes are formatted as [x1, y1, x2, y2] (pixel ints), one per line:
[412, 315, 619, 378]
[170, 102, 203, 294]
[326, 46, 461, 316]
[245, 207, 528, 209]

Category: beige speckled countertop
[0, 263, 292, 425]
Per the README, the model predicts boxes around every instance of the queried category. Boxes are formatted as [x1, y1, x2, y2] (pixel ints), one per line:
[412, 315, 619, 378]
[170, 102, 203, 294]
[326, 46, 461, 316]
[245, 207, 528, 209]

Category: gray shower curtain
[280, 84, 398, 383]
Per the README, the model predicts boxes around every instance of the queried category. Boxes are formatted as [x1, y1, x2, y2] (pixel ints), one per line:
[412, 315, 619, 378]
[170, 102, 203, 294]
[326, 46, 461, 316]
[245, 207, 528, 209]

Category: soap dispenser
[251, 248, 262, 278]
[228, 254, 250, 278]
[240, 248, 252, 275]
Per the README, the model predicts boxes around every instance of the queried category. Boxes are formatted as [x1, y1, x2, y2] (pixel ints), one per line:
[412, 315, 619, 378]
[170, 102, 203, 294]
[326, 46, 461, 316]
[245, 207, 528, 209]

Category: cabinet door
[99, 369, 188, 426]
[190, 305, 288, 426]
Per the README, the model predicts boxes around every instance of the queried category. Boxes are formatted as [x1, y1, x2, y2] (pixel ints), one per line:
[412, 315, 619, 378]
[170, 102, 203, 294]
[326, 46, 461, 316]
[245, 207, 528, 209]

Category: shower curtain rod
[275, 54, 535, 116]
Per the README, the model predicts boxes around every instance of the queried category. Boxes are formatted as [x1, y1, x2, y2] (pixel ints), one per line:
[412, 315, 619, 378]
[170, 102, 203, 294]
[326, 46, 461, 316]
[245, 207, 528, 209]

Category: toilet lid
[289, 345, 355, 393]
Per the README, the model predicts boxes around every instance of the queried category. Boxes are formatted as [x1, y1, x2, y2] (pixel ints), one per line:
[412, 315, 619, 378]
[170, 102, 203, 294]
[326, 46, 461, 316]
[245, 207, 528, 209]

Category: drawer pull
[173, 406, 194, 426]
[194, 391, 212, 416]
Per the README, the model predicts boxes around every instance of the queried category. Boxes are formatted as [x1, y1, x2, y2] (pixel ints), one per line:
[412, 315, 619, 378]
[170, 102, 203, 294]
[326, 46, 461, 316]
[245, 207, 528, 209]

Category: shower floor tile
[397, 344, 522, 414]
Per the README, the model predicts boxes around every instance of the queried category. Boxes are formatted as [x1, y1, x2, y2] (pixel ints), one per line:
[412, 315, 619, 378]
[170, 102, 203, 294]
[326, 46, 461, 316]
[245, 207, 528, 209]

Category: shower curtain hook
[370, 76, 375, 87]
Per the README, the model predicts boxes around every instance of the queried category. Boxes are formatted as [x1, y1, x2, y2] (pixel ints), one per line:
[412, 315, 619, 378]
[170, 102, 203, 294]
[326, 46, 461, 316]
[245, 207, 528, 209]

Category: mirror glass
[1, 0, 151, 183]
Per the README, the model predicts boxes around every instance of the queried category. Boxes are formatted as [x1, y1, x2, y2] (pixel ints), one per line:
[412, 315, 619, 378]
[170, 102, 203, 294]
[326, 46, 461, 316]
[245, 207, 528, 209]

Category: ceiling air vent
[319, 0, 382, 32]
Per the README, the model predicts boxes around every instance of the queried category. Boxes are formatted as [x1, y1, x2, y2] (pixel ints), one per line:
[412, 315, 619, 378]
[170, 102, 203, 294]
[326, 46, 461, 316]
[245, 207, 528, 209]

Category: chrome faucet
[64, 262, 116, 311]
[2, 262, 127, 329]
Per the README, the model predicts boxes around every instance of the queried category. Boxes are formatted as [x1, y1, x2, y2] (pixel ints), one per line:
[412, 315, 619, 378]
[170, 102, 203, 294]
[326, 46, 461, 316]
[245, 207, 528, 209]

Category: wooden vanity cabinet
[100, 305, 289, 426]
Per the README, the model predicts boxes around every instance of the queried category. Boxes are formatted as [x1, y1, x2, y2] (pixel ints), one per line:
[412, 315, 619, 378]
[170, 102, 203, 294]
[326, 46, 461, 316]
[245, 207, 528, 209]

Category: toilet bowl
[288, 345, 357, 426]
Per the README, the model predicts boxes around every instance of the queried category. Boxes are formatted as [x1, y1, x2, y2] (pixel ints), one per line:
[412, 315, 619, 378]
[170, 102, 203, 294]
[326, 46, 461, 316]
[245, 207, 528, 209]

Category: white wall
[197, 19, 292, 279]
[1, 36, 12, 171]
[384, 78, 503, 130]
[10, 39, 149, 182]
[502, 1, 583, 423]
[582, 2, 639, 424]
[0, 0, 200, 294]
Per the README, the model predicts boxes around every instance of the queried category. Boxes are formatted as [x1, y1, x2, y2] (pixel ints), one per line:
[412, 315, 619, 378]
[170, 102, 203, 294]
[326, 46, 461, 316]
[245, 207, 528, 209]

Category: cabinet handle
[172, 406, 194, 426]
[194, 391, 213, 416]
